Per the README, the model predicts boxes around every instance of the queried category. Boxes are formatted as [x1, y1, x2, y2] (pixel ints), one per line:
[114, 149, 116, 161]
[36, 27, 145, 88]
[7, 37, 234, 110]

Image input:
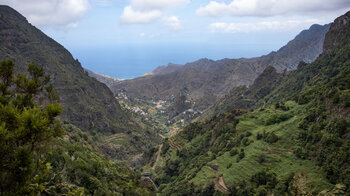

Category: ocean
[68, 43, 278, 79]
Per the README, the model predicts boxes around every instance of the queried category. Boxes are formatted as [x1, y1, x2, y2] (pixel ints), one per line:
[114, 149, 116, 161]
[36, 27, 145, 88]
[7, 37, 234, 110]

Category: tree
[0, 60, 64, 194]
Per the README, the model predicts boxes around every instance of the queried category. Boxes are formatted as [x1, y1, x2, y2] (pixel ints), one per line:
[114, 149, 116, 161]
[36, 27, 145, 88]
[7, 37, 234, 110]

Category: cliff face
[323, 11, 350, 52]
[0, 5, 121, 131]
[0, 5, 160, 161]
[110, 24, 330, 102]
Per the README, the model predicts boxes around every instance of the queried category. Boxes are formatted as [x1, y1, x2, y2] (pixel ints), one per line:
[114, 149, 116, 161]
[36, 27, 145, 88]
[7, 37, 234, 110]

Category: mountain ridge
[152, 11, 350, 195]
[0, 5, 160, 162]
[109, 23, 330, 102]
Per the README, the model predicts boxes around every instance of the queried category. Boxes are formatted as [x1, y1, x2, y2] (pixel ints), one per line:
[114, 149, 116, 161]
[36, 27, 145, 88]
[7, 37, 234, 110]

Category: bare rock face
[109, 23, 330, 105]
[323, 11, 350, 52]
[0, 5, 160, 161]
[0, 5, 120, 132]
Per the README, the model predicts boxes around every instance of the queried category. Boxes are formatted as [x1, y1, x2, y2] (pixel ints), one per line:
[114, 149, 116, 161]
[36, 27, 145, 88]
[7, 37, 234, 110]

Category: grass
[191, 102, 333, 191]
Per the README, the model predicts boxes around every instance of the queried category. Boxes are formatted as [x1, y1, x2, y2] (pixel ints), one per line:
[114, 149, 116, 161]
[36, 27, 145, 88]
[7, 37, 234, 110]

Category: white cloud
[1, 0, 89, 28]
[120, 0, 189, 24]
[197, 0, 350, 17]
[139, 32, 145, 37]
[210, 19, 321, 33]
[120, 6, 162, 24]
[162, 16, 182, 31]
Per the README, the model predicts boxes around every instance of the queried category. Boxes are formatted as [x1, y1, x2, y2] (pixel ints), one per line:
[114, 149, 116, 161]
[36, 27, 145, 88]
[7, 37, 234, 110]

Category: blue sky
[2, 0, 350, 78]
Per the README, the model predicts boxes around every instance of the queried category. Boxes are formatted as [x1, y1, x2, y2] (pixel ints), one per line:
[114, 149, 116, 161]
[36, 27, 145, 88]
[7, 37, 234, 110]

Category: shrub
[264, 113, 292, 125]
[230, 149, 238, 156]
[237, 149, 245, 162]
[257, 154, 266, 164]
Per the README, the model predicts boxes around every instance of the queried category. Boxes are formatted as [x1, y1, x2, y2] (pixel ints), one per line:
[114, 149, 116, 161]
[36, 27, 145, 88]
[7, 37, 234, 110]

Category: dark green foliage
[0, 60, 64, 195]
[161, 138, 170, 155]
[264, 113, 293, 126]
[0, 7, 161, 162]
[250, 170, 277, 189]
[256, 132, 263, 140]
[263, 132, 279, 144]
[228, 171, 293, 195]
[155, 12, 350, 195]
[0, 60, 152, 195]
[257, 154, 266, 164]
[155, 110, 248, 194]
[43, 124, 152, 195]
[236, 149, 245, 162]
[274, 173, 295, 195]
[298, 103, 350, 188]
[275, 102, 289, 111]
[293, 147, 306, 159]
[275, 13, 350, 192]
[230, 148, 238, 156]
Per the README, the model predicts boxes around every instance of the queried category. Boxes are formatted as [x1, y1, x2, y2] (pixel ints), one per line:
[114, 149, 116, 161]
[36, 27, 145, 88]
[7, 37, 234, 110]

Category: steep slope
[110, 24, 330, 101]
[144, 63, 182, 76]
[152, 11, 350, 195]
[0, 59, 153, 195]
[85, 68, 121, 88]
[0, 5, 160, 162]
[43, 123, 154, 195]
[198, 66, 285, 120]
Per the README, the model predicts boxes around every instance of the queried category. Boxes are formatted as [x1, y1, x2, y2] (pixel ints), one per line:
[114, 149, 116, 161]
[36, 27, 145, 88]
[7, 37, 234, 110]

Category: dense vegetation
[0, 60, 64, 194]
[0, 5, 161, 163]
[1, 5, 349, 196]
[150, 11, 350, 195]
[0, 60, 153, 195]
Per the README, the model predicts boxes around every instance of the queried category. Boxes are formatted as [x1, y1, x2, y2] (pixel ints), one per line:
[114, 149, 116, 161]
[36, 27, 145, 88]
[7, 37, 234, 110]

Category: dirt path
[218, 176, 229, 192]
[207, 166, 229, 193]
[152, 144, 163, 170]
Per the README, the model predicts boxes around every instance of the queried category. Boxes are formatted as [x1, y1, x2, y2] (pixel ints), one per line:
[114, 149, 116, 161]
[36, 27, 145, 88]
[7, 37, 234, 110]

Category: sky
[1, 0, 350, 78]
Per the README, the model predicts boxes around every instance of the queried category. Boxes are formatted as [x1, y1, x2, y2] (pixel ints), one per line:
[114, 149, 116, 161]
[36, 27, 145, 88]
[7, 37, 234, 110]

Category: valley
[88, 23, 330, 137]
[0, 3, 349, 196]
[89, 10, 350, 195]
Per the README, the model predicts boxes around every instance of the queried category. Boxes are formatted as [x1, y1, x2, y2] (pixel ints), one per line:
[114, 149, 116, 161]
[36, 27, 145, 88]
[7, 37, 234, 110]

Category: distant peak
[295, 23, 330, 40]
[166, 63, 181, 67]
[197, 58, 212, 62]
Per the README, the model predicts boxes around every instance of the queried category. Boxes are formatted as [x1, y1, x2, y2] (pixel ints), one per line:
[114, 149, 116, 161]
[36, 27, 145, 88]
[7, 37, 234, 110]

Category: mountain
[197, 65, 285, 121]
[85, 68, 121, 88]
[109, 23, 330, 102]
[150, 11, 350, 195]
[0, 5, 160, 162]
[144, 63, 182, 76]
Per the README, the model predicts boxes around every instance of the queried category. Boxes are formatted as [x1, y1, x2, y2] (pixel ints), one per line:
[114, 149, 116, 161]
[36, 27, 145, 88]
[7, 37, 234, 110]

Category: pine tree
[0, 60, 64, 194]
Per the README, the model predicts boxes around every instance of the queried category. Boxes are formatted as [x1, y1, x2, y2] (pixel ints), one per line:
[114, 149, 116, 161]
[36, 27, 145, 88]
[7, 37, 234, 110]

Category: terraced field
[190, 102, 332, 192]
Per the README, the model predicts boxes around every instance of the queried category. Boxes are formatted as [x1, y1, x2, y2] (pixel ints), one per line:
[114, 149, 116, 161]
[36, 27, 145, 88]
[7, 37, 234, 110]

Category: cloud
[1, 0, 89, 28]
[120, 6, 162, 24]
[197, 0, 350, 17]
[139, 32, 145, 37]
[120, 0, 189, 24]
[162, 16, 182, 31]
[209, 19, 321, 33]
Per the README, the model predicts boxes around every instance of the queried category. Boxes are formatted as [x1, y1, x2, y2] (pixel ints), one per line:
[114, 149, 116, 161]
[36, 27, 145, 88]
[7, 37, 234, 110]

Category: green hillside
[1, 4, 349, 196]
[151, 11, 350, 195]
[0, 60, 153, 195]
[0, 5, 161, 163]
